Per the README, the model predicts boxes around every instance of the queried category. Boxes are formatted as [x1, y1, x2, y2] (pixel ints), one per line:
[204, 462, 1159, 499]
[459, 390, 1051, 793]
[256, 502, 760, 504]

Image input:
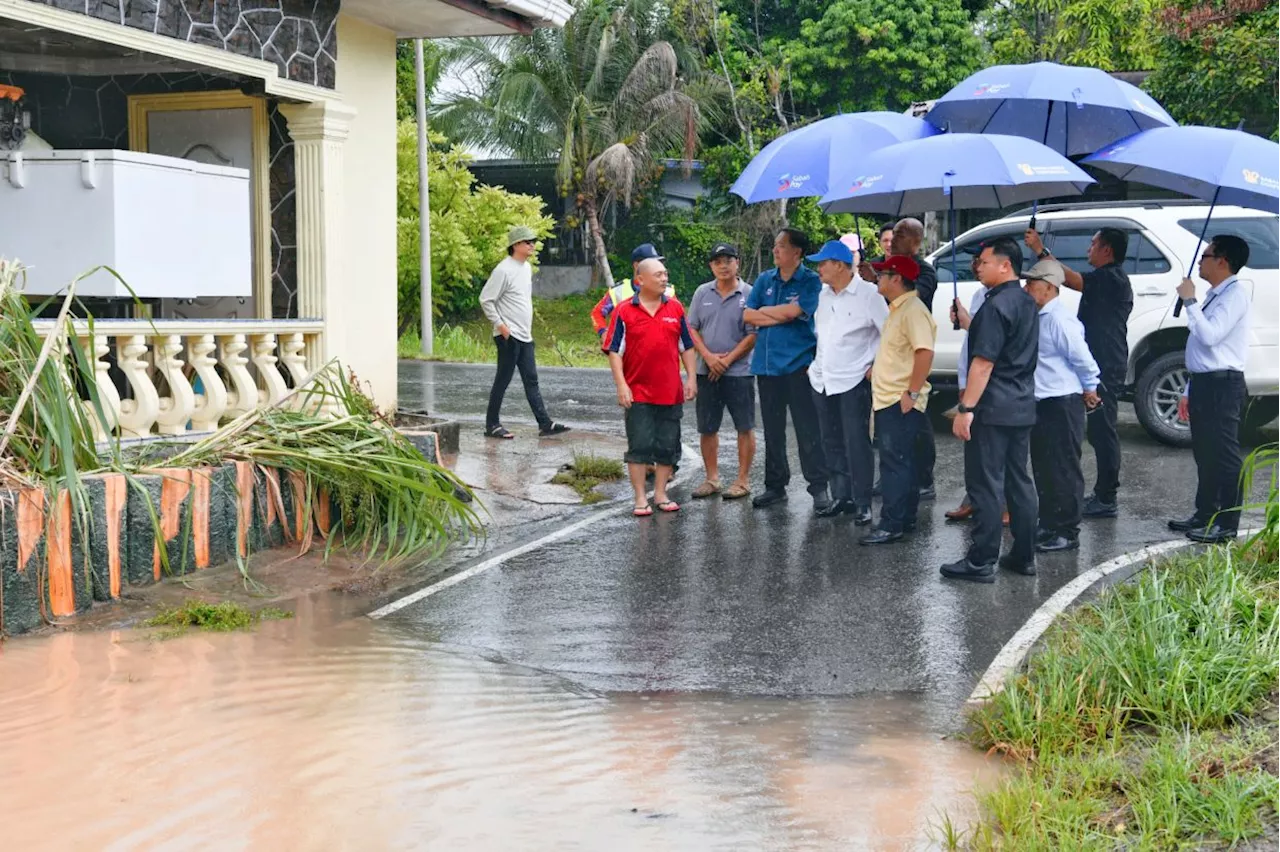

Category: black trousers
[1189, 370, 1246, 531]
[914, 421, 936, 489]
[813, 381, 874, 506]
[758, 370, 827, 496]
[874, 405, 925, 533]
[965, 420, 1037, 566]
[1086, 381, 1121, 503]
[1030, 395, 1085, 539]
[486, 336, 551, 431]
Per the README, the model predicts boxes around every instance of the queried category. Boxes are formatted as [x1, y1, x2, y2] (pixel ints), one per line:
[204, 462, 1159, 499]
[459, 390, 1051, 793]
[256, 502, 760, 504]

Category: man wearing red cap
[859, 254, 936, 545]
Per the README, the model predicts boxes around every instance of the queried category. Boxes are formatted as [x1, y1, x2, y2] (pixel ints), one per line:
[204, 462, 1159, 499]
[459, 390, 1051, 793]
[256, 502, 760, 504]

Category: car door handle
[1135, 286, 1166, 296]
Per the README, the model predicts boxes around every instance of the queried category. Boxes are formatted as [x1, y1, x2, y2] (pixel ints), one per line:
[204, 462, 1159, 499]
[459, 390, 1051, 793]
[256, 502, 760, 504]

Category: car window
[1047, 227, 1169, 276]
[1177, 216, 1280, 270]
[935, 230, 1036, 282]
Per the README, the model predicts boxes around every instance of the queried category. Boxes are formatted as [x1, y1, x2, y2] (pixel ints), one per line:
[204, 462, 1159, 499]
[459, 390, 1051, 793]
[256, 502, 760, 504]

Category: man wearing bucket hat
[479, 225, 571, 440]
[1023, 259, 1101, 554]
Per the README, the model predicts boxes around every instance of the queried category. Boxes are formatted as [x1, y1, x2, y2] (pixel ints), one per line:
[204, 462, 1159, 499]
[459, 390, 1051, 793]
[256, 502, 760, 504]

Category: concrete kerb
[967, 530, 1262, 705]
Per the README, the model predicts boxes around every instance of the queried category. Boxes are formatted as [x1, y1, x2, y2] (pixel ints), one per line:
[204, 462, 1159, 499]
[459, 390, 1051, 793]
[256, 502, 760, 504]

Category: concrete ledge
[397, 413, 460, 457]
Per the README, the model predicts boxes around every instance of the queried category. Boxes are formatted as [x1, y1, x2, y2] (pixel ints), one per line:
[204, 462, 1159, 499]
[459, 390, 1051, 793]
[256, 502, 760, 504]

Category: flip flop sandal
[656, 500, 680, 513]
[691, 481, 722, 499]
[539, 423, 571, 436]
[632, 504, 654, 517]
[485, 426, 515, 439]
[721, 484, 751, 500]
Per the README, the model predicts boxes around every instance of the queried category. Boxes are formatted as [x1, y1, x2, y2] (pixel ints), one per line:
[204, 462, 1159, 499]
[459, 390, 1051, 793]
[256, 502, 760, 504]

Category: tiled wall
[21, 0, 339, 87]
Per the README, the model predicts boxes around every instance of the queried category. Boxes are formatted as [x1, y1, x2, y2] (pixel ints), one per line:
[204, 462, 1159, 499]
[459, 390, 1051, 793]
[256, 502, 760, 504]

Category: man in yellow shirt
[860, 255, 937, 546]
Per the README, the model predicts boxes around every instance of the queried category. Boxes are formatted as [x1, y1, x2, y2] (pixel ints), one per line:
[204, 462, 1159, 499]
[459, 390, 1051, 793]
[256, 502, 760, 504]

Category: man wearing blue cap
[743, 228, 830, 511]
[590, 243, 676, 338]
[808, 239, 888, 522]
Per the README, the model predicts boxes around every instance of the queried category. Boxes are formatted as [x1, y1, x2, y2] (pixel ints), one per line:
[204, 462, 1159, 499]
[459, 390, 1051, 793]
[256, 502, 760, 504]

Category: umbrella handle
[1174, 187, 1220, 318]
[949, 194, 961, 331]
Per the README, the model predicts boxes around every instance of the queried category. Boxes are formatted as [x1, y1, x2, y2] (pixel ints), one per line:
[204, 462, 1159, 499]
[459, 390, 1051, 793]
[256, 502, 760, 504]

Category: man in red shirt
[604, 258, 698, 516]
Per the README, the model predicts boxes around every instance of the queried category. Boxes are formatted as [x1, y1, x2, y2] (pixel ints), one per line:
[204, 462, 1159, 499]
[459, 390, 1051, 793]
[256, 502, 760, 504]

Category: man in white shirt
[1170, 234, 1253, 543]
[1023, 260, 1102, 553]
[479, 225, 570, 440]
[806, 239, 889, 522]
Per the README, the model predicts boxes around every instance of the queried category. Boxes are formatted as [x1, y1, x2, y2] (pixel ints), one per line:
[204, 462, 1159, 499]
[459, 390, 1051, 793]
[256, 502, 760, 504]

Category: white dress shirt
[809, 277, 889, 395]
[957, 287, 989, 389]
[1035, 296, 1101, 401]
[1185, 275, 1250, 374]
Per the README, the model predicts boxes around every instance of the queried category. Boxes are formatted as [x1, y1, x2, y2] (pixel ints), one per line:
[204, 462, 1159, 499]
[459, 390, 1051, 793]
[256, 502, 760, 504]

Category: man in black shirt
[1025, 226, 1132, 518]
[942, 237, 1040, 583]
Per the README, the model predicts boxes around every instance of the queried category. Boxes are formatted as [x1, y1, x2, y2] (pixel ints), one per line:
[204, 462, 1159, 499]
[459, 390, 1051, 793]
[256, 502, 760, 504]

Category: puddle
[0, 602, 1001, 850]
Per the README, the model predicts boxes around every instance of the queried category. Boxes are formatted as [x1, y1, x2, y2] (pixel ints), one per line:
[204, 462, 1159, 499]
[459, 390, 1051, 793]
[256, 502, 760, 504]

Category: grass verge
[145, 600, 293, 637]
[400, 293, 608, 368]
[551, 450, 624, 504]
[951, 529, 1279, 849]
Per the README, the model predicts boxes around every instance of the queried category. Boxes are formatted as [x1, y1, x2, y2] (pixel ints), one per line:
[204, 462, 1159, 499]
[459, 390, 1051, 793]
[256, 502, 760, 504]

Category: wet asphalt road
[396, 361, 1272, 719]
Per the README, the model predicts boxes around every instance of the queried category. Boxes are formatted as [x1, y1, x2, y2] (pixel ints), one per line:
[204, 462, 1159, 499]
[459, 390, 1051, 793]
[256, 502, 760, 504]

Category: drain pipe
[415, 38, 433, 357]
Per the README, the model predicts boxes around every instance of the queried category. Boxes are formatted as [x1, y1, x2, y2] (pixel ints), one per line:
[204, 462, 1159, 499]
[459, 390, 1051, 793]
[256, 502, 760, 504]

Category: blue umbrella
[729, 112, 940, 203]
[925, 62, 1175, 157]
[1084, 125, 1280, 315]
[820, 133, 1095, 325]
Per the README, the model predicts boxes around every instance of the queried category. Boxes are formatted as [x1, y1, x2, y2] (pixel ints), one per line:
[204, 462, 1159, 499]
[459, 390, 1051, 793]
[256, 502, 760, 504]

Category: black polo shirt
[914, 255, 938, 312]
[966, 280, 1039, 427]
[1077, 262, 1132, 386]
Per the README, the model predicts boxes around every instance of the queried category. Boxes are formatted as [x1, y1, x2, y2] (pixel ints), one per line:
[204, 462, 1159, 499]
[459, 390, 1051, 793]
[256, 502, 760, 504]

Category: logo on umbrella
[1242, 169, 1260, 185]
[1242, 168, 1280, 190]
[778, 173, 809, 191]
[973, 83, 1010, 96]
[1017, 163, 1071, 177]
[848, 174, 882, 192]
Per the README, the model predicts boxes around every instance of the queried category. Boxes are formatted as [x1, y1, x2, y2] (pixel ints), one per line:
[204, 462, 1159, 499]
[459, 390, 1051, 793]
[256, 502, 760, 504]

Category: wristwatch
[1037, 247, 1052, 260]
[907, 390, 920, 401]
[1182, 296, 1198, 306]
[957, 402, 975, 414]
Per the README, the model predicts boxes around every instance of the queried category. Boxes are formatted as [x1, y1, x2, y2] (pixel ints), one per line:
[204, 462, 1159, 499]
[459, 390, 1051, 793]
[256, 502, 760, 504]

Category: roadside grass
[400, 293, 607, 368]
[948, 449, 1280, 849]
[145, 600, 293, 638]
[551, 450, 624, 504]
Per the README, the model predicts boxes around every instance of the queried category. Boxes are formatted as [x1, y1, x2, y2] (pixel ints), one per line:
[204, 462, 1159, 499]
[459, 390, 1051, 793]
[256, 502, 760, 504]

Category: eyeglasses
[1199, 251, 1219, 261]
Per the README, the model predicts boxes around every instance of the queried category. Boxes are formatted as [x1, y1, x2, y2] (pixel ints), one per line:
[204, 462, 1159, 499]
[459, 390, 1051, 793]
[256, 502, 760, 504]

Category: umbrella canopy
[729, 112, 939, 203]
[1082, 125, 1280, 213]
[820, 133, 1095, 216]
[924, 62, 1175, 157]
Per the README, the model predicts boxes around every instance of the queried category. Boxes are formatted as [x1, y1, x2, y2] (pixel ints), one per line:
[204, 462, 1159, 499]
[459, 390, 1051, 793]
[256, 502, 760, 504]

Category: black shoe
[752, 489, 788, 509]
[918, 485, 936, 501]
[816, 498, 852, 518]
[859, 528, 903, 546]
[940, 558, 996, 583]
[1167, 515, 1206, 533]
[1035, 535, 1079, 554]
[1035, 526, 1054, 543]
[1082, 495, 1118, 518]
[871, 479, 882, 497]
[903, 521, 918, 534]
[538, 422, 571, 436]
[1187, 524, 1237, 544]
[852, 505, 873, 526]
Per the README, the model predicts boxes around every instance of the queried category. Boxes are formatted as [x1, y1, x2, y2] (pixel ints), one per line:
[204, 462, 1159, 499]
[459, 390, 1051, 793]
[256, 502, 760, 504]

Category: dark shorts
[695, 374, 756, 434]
[624, 403, 683, 467]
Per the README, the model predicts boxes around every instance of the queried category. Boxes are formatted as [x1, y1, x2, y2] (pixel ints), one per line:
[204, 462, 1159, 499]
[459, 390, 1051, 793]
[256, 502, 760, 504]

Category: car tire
[1242, 396, 1279, 436]
[1134, 350, 1192, 448]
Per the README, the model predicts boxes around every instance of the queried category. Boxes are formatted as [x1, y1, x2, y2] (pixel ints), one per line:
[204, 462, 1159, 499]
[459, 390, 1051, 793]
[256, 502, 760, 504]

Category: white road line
[967, 532, 1257, 704]
[369, 442, 703, 620]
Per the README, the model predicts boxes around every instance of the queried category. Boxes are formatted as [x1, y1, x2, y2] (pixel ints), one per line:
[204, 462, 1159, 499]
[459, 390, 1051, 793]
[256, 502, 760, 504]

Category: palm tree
[431, 0, 710, 287]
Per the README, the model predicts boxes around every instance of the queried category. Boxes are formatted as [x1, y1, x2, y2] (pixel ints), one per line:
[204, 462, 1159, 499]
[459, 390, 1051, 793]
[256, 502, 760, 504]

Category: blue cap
[806, 240, 854, 265]
[631, 243, 664, 262]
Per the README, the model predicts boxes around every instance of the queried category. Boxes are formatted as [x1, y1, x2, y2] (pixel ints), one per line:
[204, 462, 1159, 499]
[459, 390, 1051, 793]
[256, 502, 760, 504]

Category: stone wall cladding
[1, 70, 300, 316]
[22, 0, 338, 87]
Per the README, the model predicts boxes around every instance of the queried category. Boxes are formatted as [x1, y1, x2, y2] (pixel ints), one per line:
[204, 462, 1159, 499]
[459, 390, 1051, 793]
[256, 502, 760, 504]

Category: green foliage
[146, 600, 293, 636]
[1144, 0, 1279, 139]
[396, 122, 554, 326]
[394, 40, 442, 122]
[552, 451, 624, 503]
[981, 0, 1158, 70]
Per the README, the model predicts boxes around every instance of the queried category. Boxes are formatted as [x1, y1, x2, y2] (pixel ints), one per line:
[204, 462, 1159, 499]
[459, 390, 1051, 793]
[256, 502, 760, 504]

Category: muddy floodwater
[0, 601, 1001, 851]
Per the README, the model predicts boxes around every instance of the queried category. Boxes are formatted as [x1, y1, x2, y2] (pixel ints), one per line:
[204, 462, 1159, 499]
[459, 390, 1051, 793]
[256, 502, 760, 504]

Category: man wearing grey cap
[687, 242, 757, 500]
[1024, 259, 1101, 553]
[479, 226, 570, 439]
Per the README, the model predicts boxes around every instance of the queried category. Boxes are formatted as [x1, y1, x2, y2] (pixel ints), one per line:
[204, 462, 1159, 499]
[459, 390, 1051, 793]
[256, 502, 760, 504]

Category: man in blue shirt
[1023, 260, 1101, 553]
[742, 228, 829, 510]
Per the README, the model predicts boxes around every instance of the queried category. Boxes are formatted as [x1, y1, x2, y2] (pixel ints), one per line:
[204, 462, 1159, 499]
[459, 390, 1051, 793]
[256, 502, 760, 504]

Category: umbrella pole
[950, 192, 960, 330]
[1174, 186, 1221, 318]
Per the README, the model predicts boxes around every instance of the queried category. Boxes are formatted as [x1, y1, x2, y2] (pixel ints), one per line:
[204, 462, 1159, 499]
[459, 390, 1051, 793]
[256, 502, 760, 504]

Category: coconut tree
[431, 0, 709, 287]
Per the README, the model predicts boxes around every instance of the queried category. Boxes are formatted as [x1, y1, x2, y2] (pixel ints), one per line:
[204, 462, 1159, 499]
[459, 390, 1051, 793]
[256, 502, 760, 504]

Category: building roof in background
[346, 0, 573, 38]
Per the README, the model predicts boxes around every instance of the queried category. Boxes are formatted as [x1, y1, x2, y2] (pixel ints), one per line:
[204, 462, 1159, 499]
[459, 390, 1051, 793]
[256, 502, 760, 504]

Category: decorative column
[278, 101, 358, 374]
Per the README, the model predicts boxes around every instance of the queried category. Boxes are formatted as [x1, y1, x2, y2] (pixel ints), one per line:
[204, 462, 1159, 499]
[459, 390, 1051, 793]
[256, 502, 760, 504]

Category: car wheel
[1242, 396, 1279, 436]
[1134, 350, 1192, 447]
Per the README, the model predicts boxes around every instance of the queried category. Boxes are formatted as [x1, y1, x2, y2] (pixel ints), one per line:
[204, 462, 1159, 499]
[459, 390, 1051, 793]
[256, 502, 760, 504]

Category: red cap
[871, 254, 920, 281]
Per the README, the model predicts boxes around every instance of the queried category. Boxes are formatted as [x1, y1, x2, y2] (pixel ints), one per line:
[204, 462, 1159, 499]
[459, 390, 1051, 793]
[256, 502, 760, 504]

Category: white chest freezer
[0, 149, 251, 298]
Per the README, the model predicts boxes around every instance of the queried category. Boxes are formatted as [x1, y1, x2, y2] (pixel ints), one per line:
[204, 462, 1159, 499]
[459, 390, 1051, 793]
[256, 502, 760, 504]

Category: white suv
[925, 201, 1279, 446]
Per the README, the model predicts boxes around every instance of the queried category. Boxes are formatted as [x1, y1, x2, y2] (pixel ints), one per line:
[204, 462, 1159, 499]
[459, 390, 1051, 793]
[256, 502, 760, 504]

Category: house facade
[0, 0, 570, 430]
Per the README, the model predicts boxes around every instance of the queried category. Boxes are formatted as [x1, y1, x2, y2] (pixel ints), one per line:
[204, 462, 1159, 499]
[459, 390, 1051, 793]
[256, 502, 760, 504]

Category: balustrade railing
[32, 318, 327, 439]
